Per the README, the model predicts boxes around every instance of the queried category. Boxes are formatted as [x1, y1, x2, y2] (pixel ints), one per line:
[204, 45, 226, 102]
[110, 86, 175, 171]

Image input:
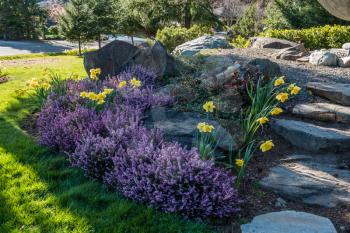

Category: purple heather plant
[37, 65, 240, 219]
[38, 96, 104, 153]
[105, 142, 240, 219]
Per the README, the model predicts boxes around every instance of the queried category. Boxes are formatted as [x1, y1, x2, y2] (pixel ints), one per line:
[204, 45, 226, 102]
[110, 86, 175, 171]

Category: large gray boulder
[260, 154, 350, 208]
[250, 37, 301, 49]
[275, 45, 309, 61]
[173, 35, 232, 57]
[84, 40, 178, 79]
[144, 107, 242, 152]
[309, 50, 339, 66]
[241, 211, 337, 233]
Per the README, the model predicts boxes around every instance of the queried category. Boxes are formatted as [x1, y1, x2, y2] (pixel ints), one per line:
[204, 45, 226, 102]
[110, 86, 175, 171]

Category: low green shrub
[156, 25, 213, 52]
[261, 25, 350, 50]
[231, 35, 251, 48]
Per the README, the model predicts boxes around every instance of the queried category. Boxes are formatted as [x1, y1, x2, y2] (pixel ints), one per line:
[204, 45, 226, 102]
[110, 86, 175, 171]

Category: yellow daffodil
[42, 82, 50, 90]
[97, 100, 105, 105]
[271, 107, 283, 116]
[197, 122, 215, 133]
[118, 80, 127, 89]
[274, 77, 285, 87]
[80, 92, 88, 98]
[95, 68, 101, 75]
[260, 140, 275, 152]
[203, 101, 216, 113]
[257, 117, 269, 125]
[26, 78, 39, 88]
[88, 92, 98, 100]
[130, 78, 142, 88]
[235, 159, 244, 167]
[90, 68, 101, 81]
[276, 92, 289, 103]
[287, 83, 296, 92]
[103, 88, 114, 95]
[96, 93, 106, 101]
[290, 86, 301, 95]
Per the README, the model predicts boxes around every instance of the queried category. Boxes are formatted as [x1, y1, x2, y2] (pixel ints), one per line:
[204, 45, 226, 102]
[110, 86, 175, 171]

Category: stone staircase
[261, 81, 350, 209]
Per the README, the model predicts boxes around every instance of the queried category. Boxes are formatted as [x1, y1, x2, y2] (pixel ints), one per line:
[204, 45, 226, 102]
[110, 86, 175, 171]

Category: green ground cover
[0, 55, 213, 233]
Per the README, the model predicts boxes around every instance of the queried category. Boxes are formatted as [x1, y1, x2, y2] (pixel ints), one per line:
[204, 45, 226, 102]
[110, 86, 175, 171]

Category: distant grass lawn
[0, 56, 213, 233]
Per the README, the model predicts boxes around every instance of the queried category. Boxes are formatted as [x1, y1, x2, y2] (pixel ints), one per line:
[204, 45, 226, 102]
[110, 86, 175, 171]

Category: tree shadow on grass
[0, 96, 213, 233]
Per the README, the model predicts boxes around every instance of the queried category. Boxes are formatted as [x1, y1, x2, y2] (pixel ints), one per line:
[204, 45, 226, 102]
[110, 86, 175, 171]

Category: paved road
[0, 36, 146, 56]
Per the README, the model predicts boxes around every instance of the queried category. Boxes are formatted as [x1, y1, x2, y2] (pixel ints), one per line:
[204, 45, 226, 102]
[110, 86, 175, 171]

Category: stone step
[241, 211, 337, 233]
[271, 119, 350, 152]
[260, 154, 350, 208]
[293, 102, 350, 123]
[307, 82, 350, 106]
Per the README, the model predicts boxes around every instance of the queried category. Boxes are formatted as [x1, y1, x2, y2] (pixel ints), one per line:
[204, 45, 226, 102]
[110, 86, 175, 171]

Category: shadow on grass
[0, 96, 213, 233]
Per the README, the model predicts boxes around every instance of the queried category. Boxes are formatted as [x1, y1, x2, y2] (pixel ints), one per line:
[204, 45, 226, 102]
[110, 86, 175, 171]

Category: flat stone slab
[144, 107, 241, 151]
[271, 119, 350, 152]
[293, 102, 350, 123]
[307, 82, 350, 106]
[241, 211, 337, 233]
[260, 154, 350, 208]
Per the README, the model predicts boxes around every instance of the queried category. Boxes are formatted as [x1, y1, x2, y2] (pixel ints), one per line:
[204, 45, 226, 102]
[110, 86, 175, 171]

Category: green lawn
[0, 56, 213, 233]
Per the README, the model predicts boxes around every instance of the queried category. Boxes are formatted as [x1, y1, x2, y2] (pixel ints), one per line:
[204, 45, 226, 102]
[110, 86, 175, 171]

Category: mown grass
[0, 56, 214, 233]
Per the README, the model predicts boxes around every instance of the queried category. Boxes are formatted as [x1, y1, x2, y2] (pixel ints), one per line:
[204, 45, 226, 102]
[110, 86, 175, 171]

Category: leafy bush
[37, 65, 240, 219]
[156, 25, 213, 52]
[261, 25, 350, 50]
[263, 0, 349, 30]
[63, 48, 97, 56]
[229, 3, 261, 38]
[232, 35, 251, 48]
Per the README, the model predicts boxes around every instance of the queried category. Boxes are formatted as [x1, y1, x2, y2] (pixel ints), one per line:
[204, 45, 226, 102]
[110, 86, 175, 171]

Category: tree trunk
[78, 38, 82, 56]
[184, 0, 192, 28]
[131, 35, 134, 45]
[98, 34, 101, 49]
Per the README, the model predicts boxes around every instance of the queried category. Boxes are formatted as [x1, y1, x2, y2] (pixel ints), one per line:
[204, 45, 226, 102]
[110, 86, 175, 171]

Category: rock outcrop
[173, 35, 232, 57]
[84, 40, 178, 79]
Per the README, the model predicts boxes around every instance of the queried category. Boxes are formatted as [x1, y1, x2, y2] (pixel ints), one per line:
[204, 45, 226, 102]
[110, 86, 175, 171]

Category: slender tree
[0, 0, 47, 40]
[89, 0, 118, 48]
[59, 0, 93, 55]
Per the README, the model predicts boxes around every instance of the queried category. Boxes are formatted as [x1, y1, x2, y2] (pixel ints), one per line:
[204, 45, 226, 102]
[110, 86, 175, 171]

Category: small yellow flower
[42, 82, 50, 90]
[197, 122, 215, 133]
[97, 99, 105, 105]
[95, 68, 101, 75]
[260, 140, 275, 152]
[88, 92, 98, 100]
[287, 83, 296, 92]
[203, 101, 216, 113]
[80, 92, 88, 98]
[26, 78, 39, 88]
[235, 159, 244, 167]
[257, 117, 269, 125]
[276, 92, 289, 103]
[96, 93, 106, 101]
[274, 77, 285, 87]
[130, 78, 142, 88]
[271, 107, 283, 116]
[103, 88, 114, 95]
[90, 68, 101, 81]
[118, 80, 127, 89]
[290, 86, 301, 95]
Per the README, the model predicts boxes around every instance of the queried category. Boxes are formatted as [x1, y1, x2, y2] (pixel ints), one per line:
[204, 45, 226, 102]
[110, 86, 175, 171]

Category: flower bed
[35, 65, 240, 219]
